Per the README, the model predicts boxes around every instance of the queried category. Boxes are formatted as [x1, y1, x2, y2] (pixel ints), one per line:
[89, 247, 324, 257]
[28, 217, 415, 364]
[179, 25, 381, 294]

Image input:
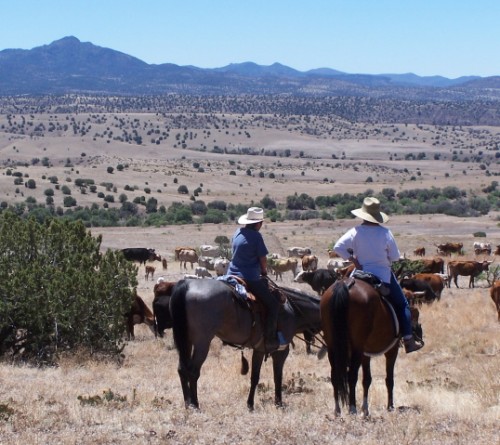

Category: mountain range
[0, 36, 499, 99]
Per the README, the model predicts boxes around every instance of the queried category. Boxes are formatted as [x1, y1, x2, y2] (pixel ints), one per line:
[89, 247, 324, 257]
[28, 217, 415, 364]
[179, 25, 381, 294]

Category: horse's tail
[329, 281, 350, 407]
[170, 280, 191, 369]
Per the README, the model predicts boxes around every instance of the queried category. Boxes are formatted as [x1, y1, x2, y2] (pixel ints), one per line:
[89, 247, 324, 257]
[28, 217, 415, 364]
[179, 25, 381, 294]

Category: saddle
[347, 270, 390, 297]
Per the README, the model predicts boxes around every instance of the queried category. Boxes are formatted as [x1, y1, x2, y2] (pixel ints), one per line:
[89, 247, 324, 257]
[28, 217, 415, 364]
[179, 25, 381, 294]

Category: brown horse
[169, 278, 322, 410]
[320, 278, 420, 417]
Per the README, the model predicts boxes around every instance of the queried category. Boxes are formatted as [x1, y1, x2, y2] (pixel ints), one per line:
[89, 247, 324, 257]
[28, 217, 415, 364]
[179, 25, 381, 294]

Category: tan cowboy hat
[238, 207, 264, 225]
[351, 197, 389, 224]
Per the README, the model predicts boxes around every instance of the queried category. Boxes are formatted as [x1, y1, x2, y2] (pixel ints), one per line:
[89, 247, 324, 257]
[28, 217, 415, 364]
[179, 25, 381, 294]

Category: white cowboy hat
[351, 197, 389, 224]
[238, 207, 264, 225]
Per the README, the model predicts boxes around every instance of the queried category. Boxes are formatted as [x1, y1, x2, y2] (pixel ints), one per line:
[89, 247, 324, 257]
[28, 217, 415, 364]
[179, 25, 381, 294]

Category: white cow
[287, 246, 312, 258]
[195, 266, 213, 278]
[199, 244, 221, 258]
[214, 257, 230, 276]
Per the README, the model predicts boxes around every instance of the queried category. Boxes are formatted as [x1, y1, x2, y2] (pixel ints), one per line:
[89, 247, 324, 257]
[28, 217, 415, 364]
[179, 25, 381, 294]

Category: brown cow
[174, 246, 196, 261]
[301, 254, 318, 272]
[447, 260, 492, 288]
[177, 249, 199, 270]
[412, 273, 446, 298]
[413, 247, 426, 257]
[125, 294, 155, 340]
[490, 280, 500, 322]
[145, 265, 155, 281]
[419, 257, 445, 274]
[494, 245, 500, 256]
[162, 258, 168, 270]
[436, 242, 463, 256]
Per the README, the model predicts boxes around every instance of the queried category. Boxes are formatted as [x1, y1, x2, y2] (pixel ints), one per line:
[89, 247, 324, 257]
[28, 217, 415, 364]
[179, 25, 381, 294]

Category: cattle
[267, 257, 299, 280]
[473, 242, 492, 251]
[198, 256, 216, 270]
[287, 246, 312, 258]
[121, 248, 161, 266]
[410, 273, 446, 299]
[419, 257, 445, 274]
[337, 263, 355, 278]
[436, 242, 463, 256]
[125, 294, 155, 340]
[494, 245, 500, 256]
[301, 254, 318, 272]
[214, 257, 230, 276]
[177, 249, 199, 270]
[327, 249, 340, 258]
[475, 247, 492, 256]
[403, 289, 428, 307]
[447, 260, 492, 288]
[199, 244, 222, 258]
[400, 277, 438, 303]
[326, 258, 352, 271]
[490, 281, 500, 322]
[294, 269, 338, 295]
[145, 265, 155, 281]
[195, 266, 213, 278]
[162, 258, 168, 270]
[174, 246, 196, 261]
[152, 279, 176, 337]
[413, 247, 426, 257]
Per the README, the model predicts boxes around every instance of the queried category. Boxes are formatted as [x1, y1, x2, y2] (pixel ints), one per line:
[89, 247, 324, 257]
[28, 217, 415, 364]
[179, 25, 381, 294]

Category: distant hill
[0, 36, 499, 100]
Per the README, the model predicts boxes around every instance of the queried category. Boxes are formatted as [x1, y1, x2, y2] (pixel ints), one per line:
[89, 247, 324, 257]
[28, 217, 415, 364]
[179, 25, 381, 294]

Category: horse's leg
[385, 346, 399, 411]
[348, 352, 362, 415]
[272, 348, 289, 408]
[361, 356, 372, 417]
[186, 342, 212, 409]
[247, 349, 265, 410]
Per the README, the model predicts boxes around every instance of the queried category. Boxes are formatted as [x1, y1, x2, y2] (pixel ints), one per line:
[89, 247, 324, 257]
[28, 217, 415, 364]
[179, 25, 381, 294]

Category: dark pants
[247, 278, 279, 341]
[386, 272, 413, 338]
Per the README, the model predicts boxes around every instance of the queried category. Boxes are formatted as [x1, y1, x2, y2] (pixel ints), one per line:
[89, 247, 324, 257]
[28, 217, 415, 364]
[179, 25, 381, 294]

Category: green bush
[0, 212, 137, 364]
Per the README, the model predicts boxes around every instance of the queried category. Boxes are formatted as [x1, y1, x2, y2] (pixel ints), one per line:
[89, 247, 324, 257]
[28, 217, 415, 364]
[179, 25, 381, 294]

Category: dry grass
[0, 112, 499, 443]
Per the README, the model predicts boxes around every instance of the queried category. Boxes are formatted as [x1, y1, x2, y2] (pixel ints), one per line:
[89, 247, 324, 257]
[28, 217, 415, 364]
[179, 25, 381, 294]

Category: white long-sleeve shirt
[334, 224, 401, 283]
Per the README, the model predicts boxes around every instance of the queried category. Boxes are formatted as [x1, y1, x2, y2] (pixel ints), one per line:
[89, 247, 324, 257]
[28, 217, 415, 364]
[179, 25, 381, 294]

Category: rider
[226, 207, 285, 352]
[333, 197, 423, 353]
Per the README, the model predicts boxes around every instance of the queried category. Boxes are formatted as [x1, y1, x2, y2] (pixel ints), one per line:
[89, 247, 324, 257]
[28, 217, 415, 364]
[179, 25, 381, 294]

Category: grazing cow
[195, 266, 213, 278]
[162, 258, 168, 270]
[145, 265, 156, 281]
[447, 260, 492, 288]
[301, 254, 318, 272]
[121, 248, 161, 266]
[197, 256, 216, 270]
[153, 279, 176, 337]
[199, 244, 222, 258]
[125, 294, 155, 340]
[287, 246, 312, 258]
[294, 269, 338, 295]
[436, 242, 463, 256]
[178, 249, 199, 270]
[419, 257, 445, 274]
[475, 247, 492, 256]
[400, 277, 438, 303]
[174, 246, 196, 261]
[268, 257, 299, 280]
[412, 273, 447, 298]
[490, 281, 500, 322]
[214, 257, 230, 276]
[413, 247, 426, 257]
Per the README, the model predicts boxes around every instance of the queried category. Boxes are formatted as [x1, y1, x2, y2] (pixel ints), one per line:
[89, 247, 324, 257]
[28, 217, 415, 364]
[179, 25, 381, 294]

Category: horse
[168, 278, 322, 410]
[320, 277, 422, 417]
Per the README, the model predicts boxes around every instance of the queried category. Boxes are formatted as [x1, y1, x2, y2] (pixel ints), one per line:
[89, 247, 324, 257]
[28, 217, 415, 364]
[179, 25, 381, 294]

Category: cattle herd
[122, 240, 500, 338]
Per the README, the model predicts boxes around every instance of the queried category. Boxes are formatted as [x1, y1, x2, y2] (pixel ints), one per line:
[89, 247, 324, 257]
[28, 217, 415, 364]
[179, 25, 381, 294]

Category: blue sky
[2, 0, 499, 78]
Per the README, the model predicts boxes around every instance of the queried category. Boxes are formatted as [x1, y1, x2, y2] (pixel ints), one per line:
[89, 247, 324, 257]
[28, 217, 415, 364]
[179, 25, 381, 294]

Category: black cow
[120, 248, 161, 266]
[294, 269, 338, 295]
[399, 277, 438, 303]
[152, 279, 176, 337]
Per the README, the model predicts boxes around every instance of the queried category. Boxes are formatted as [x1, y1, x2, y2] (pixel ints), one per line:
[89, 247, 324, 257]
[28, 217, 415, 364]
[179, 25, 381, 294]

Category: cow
[174, 246, 196, 261]
[403, 289, 428, 307]
[294, 269, 338, 295]
[410, 273, 446, 299]
[198, 256, 216, 270]
[413, 247, 426, 257]
[162, 258, 168, 270]
[145, 265, 155, 281]
[301, 254, 318, 272]
[436, 242, 463, 256]
[214, 257, 230, 276]
[177, 249, 199, 270]
[447, 260, 492, 288]
[195, 266, 213, 278]
[152, 279, 176, 337]
[399, 277, 438, 303]
[287, 246, 312, 258]
[494, 245, 500, 256]
[199, 244, 222, 258]
[121, 248, 161, 266]
[475, 247, 492, 256]
[326, 258, 352, 271]
[267, 257, 298, 280]
[125, 294, 155, 340]
[327, 249, 340, 258]
[419, 257, 445, 274]
[473, 242, 492, 251]
[490, 280, 500, 322]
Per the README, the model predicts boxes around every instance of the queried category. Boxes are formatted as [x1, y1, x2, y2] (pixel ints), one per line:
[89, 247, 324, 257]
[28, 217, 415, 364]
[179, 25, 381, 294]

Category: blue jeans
[386, 272, 413, 338]
[246, 278, 279, 340]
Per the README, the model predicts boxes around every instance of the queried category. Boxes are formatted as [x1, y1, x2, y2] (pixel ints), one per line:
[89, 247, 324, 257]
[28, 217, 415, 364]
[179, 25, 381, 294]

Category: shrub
[473, 231, 487, 238]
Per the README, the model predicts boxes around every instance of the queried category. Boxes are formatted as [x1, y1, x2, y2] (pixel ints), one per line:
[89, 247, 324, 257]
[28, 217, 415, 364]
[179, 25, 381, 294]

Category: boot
[404, 336, 424, 353]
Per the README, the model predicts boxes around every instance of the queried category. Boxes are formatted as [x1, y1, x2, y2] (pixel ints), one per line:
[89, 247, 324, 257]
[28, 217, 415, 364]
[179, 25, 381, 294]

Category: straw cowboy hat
[238, 207, 264, 225]
[351, 197, 389, 224]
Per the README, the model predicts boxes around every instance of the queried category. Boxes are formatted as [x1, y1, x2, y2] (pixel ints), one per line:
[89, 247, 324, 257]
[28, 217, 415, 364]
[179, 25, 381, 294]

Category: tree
[0, 212, 137, 364]
[107, 166, 114, 174]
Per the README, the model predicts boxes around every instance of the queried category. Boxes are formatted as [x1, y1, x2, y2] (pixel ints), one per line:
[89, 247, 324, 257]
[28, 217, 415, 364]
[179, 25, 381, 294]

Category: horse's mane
[279, 286, 320, 305]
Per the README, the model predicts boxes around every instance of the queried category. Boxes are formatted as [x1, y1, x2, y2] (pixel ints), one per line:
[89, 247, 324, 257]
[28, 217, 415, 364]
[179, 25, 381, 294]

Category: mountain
[0, 36, 498, 99]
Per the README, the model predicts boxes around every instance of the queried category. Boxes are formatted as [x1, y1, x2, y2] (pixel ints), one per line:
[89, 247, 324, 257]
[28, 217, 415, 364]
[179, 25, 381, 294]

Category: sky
[1, 0, 499, 79]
